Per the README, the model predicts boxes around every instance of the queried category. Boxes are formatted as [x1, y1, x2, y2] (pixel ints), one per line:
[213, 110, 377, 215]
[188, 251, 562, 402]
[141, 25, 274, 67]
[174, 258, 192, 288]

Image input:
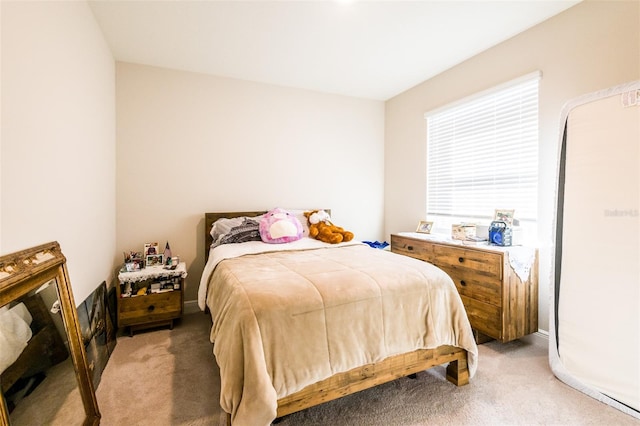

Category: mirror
[0, 242, 100, 425]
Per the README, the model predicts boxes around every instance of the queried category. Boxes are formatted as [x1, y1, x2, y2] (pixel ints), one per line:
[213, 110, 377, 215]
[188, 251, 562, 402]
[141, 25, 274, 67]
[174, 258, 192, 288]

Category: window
[425, 72, 540, 240]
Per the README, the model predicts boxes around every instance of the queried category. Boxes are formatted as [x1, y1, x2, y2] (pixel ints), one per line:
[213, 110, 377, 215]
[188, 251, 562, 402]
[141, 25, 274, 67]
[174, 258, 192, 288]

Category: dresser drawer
[118, 291, 182, 327]
[459, 295, 502, 339]
[446, 269, 502, 306]
[432, 245, 502, 280]
[391, 235, 434, 262]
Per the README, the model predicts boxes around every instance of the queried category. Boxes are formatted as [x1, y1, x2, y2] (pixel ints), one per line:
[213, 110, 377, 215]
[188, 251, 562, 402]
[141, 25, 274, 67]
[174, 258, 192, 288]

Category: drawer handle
[407, 245, 414, 251]
[460, 280, 467, 287]
[458, 257, 464, 263]
[148, 305, 155, 312]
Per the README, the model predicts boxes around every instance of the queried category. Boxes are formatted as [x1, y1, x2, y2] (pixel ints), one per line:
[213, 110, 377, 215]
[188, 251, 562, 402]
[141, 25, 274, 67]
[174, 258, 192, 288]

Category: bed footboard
[224, 345, 468, 424]
[277, 345, 468, 417]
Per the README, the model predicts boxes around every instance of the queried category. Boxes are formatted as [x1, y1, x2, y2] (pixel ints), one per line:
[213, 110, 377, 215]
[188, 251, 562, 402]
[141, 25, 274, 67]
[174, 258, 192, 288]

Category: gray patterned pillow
[215, 218, 261, 248]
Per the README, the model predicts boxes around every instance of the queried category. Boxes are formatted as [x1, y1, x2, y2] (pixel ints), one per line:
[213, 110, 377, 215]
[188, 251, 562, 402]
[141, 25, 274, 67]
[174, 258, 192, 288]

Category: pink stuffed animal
[259, 208, 303, 244]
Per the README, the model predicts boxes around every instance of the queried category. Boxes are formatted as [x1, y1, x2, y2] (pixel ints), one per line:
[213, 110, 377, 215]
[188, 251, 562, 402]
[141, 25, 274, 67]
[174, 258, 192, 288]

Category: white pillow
[282, 209, 313, 237]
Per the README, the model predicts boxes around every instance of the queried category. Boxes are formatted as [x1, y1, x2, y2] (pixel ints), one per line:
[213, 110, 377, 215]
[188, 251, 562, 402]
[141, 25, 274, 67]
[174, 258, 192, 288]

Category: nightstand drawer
[118, 291, 182, 327]
[446, 269, 502, 306]
[433, 245, 502, 280]
[390, 235, 433, 262]
[459, 295, 502, 339]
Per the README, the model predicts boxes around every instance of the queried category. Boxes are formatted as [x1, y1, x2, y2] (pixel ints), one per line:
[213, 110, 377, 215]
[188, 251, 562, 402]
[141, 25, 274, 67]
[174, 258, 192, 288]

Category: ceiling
[88, 0, 580, 100]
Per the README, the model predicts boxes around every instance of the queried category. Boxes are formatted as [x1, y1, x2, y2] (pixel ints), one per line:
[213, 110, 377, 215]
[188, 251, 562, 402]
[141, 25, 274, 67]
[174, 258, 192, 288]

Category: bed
[199, 210, 478, 425]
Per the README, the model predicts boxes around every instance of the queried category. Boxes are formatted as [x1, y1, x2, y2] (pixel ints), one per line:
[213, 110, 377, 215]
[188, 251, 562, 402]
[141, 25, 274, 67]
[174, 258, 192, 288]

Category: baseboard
[184, 299, 201, 315]
[521, 330, 549, 347]
[535, 329, 549, 339]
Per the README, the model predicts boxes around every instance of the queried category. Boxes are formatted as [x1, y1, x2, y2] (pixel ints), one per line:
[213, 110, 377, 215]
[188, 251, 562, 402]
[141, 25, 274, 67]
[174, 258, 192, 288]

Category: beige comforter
[201, 240, 478, 425]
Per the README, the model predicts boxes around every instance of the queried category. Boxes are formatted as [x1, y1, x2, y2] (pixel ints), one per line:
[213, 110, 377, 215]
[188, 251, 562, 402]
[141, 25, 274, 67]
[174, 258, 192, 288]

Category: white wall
[5, 1, 630, 327]
[1, 1, 116, 304]
[384, 0, 640, 332]
[116, 63, 385, 304]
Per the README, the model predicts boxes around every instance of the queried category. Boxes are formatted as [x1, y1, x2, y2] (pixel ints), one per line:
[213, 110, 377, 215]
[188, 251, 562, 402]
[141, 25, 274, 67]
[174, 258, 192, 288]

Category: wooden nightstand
[117, 263, 186, 336]
[391, 233, 538, 343]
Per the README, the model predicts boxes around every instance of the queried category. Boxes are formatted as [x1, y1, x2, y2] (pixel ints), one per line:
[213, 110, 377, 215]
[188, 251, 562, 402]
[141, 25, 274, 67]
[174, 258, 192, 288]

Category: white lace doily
[118, 262, 187, 283]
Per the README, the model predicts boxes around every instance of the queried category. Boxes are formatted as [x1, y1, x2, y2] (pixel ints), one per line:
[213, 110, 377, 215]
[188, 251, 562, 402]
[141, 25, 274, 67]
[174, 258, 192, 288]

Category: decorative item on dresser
[117, 262, 186, 336]
[416, 220, 433, 234]
[391, 232, 538, 343]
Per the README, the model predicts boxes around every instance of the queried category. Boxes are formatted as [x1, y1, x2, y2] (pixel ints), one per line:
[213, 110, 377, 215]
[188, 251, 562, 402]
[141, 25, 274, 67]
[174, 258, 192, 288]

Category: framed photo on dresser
[493, 209, 515, 226]
[416, 221, 433, 234]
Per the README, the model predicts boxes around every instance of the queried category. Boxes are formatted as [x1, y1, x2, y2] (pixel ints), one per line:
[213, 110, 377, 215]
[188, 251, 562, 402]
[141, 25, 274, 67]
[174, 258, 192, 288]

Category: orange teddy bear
[304, 210, 354, 244]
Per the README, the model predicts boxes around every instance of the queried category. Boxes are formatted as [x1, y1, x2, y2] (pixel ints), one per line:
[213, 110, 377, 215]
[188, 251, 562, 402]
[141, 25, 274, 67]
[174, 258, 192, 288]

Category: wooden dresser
[391, 233, 538, 343]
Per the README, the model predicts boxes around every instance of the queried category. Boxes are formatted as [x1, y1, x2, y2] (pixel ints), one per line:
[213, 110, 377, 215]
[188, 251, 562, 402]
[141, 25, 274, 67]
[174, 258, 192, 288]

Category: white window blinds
[425, 72, 540, 226]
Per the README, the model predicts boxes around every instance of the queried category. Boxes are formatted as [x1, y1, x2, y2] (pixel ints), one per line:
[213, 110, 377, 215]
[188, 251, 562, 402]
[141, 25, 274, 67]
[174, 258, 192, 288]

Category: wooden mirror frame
[0, 242, 100, 425]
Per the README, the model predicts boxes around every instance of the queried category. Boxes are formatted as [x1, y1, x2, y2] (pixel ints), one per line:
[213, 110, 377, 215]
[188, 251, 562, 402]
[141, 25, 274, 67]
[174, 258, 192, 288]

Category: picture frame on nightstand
[146, 253, 164, 267]
[123, 251, 144, 272]
[144, 242, 159, 257]
[416, 220, 433, 234]
[124, 258, 144, 272]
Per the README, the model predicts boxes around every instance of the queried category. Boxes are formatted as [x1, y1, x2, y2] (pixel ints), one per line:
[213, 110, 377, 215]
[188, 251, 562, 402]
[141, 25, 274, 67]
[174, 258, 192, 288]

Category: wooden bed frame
[204, 212, 470, 424]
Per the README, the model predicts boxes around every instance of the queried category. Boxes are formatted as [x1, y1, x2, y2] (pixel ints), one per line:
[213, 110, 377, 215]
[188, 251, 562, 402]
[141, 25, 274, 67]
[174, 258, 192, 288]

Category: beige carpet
[96, 313, 639, 426]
